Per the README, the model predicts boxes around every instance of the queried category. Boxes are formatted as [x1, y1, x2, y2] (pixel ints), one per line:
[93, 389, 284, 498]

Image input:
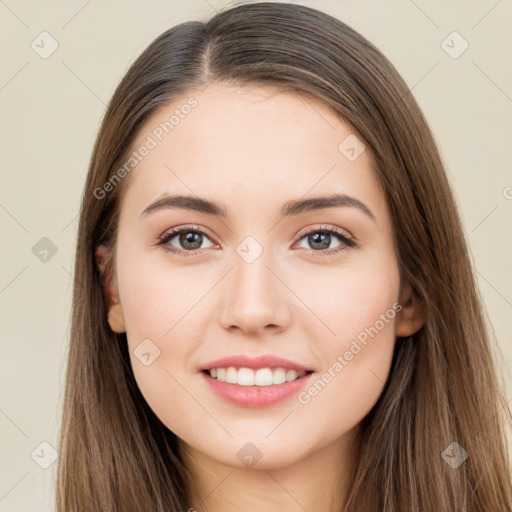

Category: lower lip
[200, 371, 314, 408]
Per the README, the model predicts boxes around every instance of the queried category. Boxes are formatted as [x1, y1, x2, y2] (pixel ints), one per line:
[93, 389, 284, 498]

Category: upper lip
[200, 354, 313, 372]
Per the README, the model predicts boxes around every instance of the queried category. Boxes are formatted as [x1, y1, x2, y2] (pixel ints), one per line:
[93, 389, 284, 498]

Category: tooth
[286, 369, 298, 382]
[238, 367, 255, 386]
[254, 368, 273, 386]
[272, 368, 287, 384]
[226, 366, 238, 384]
[210, 366, 307, 385]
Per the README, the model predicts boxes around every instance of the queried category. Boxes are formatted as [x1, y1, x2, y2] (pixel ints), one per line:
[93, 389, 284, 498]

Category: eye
[156, 226, 216, 256]
[156, 224, 356, 257]
[294, 225, 356, 256]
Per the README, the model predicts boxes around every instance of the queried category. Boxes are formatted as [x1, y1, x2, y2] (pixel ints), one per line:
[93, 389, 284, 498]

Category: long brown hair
[57, 2, 512, 510]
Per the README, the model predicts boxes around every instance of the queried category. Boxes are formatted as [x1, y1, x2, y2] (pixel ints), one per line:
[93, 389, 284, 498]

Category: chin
[198, 435, 314, 471]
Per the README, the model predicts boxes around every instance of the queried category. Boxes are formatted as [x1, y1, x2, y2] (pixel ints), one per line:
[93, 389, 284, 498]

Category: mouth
[202, 367, 314, 386]
[199, 354, 315, 407]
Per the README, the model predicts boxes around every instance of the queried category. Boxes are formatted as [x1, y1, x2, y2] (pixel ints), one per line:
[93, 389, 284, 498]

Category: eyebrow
[141, 193, 376, 221]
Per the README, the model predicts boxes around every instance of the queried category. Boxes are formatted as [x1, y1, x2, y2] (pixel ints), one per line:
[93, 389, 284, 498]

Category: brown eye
[295, 226, 356, 256]
[157, 226, 215, 256]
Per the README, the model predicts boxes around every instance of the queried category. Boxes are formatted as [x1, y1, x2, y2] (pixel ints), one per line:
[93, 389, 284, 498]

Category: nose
[219, 248, 291, 336]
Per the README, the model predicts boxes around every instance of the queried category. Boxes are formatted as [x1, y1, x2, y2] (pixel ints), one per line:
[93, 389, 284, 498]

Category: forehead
[121, 82, 386, 222]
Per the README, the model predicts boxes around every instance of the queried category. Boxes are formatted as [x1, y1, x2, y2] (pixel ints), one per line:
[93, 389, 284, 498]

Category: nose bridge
[220, 238, 289, 332]
[232, 241, 277, 307]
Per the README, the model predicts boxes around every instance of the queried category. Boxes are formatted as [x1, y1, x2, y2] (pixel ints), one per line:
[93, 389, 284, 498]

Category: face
[97, 82, 423, 470]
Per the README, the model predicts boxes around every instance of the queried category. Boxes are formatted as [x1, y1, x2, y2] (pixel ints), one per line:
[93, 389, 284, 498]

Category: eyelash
[156, 224, 357, 258]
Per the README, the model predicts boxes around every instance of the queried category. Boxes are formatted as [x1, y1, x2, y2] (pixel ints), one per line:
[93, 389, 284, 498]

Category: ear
[95, 245, 126, 333]
[395, 279, 425, 338]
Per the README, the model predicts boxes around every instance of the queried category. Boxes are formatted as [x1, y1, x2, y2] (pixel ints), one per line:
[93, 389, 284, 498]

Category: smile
[205, 366, 311, 386]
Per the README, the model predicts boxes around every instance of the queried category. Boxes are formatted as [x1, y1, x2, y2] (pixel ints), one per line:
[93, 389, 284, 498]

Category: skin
[96, 82, 424, 511]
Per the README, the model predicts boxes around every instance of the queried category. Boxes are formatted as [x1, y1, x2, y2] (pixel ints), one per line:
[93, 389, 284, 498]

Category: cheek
[290, 249, 400, 352]
[117, 241, 207, 341]
[292, 255, 400, 422]
[115, 244, 215, 421]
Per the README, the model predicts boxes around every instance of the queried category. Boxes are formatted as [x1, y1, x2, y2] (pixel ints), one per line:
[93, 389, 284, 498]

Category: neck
[180, 425, 361, 512]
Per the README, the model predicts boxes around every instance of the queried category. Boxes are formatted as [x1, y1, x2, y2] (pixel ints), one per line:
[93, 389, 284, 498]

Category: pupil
[310, 232, 330, 250]
[180, 231, 202, 250]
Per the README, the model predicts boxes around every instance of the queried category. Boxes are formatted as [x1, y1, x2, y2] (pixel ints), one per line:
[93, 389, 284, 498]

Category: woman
[57, 2, 512, 510]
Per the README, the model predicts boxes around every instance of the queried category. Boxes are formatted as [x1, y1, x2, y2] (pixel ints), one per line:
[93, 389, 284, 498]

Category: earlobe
[395, 280, 425, 338]
[95, 245, 126, 334]
[107, 304, 126, 334]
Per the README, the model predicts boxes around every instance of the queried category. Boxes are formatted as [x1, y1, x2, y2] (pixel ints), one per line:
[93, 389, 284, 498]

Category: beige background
[1, 0, 511, 509]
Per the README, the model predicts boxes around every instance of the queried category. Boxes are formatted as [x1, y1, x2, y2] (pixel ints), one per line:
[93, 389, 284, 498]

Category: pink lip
[200, 354, 312, 372]
[200, 371, 314, 408]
